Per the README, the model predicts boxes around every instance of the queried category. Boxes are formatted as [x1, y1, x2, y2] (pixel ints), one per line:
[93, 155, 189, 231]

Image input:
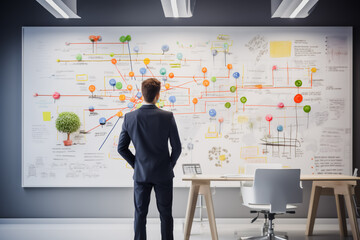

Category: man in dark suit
[118, 78, 182, 240]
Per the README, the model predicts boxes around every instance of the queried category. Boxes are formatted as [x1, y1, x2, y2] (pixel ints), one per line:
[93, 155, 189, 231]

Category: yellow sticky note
[270, 41, 292, 58]
[43, 112, 51, 121]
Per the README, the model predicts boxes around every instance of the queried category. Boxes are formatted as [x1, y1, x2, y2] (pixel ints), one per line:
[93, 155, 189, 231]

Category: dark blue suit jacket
[117, 104, 182, 182]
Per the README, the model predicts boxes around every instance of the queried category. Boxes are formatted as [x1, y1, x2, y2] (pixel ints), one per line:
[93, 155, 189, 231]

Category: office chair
[241, 169, 303, 240]
[239, 164, 282, 236]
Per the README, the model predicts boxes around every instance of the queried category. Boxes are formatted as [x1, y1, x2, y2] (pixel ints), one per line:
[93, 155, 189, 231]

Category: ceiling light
[271, 0, 319, 18]
[160, 0, 196, 18]
[36, 0, 80, 19]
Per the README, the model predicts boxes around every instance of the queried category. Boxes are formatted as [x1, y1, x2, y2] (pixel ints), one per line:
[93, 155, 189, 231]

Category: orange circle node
[111, 58, 117, 64]
[169, 72, 174, 78]
[311, 67, 317, 73]
[127, 85, 133, 91]
[294, 94, 303, 103]
[192, 98, 198, 104]
[116, 111, 123, 117]
[143, 58, 150, 65]
[119, 94, 126, 101]
[130, 97, 136, 102]
[129, 71, 134, 77]
[203, 79, 210, 87]
[165, 83, 170, 90]
[202, 67, 207, 73]
[227, 64, 233, 70]
[89, 85, 96, 92]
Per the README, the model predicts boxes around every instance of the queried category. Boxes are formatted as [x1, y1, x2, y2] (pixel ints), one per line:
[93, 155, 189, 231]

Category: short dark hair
[141, 78, 161, 103]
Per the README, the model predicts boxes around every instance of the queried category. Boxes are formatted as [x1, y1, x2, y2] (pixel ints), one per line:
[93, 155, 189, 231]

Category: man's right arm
[117, 115, 135, 168]
[169, 113, 181, 168]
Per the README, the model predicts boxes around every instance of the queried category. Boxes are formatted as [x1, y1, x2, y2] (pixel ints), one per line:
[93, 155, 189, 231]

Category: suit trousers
[134, 179, 174, 240]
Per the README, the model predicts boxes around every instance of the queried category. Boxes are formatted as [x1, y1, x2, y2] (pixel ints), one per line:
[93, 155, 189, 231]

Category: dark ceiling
[1, 0, 359, 27]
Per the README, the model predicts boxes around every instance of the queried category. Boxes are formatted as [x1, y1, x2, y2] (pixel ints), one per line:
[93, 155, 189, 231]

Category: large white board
[22, 27, 352, 187]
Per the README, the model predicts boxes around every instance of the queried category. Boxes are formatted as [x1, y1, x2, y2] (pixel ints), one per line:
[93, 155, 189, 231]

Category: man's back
[118, 104, 181, 183]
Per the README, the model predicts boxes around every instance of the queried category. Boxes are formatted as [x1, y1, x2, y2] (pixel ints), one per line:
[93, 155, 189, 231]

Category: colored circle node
[129, 71, 134, 77]
[119, 36, 126, 43]
[227, 64, 233, 70]
[119, 94, 126, 101]
[169, 72, 174, 78]
[230, 86, 237, 93]
[225, 102, 231, 109]
[140, 68, 146, 75]
[240, 96, 247, 104]
[53, 92, 60, 100]
[133, 46, 139, 53]
[311, 67, 317, 73]
[209, 109, 217, 117]
[192, 98, 198, 104]
[127, 85, 133, 91]
[89, 106, 95, 112]
[165, 83, 170, 90]
[109, 79, 116, 87]
[233, 72, 240, 79]
[295, 80, 302, 87]
[99, 117, 106, 125]
[116, 82, 123, 90]
[160, 68, 167, 76]
[218, 117, 224, 123]
[111, 58, 117, 64]
[116, 111, 123, 117]
[169, 96, 176, 103]
[203, 80, 210, 87]
[272, 65, 277, 70]
[89, 35, 97, 42]
[56, 59, 60, 63]
[110, 53, 115, 57]
[212, 49, 218, 56]
[136, 103, 142, 109]
[143, 58, 150, 65]
[130, 97, 136, 103]
[223, 43, 229, 49]
[303, 105, 311, 113]
[161, 44, 169, 52]
[294, 94, 303, 103]
[177, 53, 183, 60]
[88, 85, 95, 93]
[211, 76, 217, 83]
[136, 92, 142, 99]
[278, 102, 284, 108]
[76, 54, 82, 61]
[33, 93, 38, 97]
[125, 35, 131, 41]
[127, 102, 134, 108]
[265, 114, 273, 122]
[277, 125, 283, 132]
[202, 67, 207, 73]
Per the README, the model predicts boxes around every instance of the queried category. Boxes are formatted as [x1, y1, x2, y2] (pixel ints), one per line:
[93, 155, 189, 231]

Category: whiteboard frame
[21, 26, 353, 188]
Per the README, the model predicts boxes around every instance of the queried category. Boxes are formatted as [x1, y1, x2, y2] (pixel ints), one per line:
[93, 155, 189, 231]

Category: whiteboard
[22, 27, 353, 187]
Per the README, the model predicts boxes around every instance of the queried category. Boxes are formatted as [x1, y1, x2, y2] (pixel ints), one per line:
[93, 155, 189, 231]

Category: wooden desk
[182, 175, 360, 240]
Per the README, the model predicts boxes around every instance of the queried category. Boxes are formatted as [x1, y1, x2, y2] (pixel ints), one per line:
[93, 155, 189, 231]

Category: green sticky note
[43, 112, 51, 121]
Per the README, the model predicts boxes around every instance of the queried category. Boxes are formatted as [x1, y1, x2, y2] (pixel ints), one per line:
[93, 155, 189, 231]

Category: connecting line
[114, 65, 127, 85]
[99, 117, 121, 151]
[127, 42, 136, 81]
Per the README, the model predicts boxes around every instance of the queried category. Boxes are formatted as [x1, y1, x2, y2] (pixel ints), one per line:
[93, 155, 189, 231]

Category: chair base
[240, 234, 288, 240]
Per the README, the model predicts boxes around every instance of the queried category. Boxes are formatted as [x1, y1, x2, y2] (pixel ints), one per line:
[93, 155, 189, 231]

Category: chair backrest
[252, 169, 302, 213]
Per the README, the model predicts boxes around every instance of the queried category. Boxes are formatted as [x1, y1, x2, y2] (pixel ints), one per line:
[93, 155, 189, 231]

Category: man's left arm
[117, 115, 135, 168]
[169, 113, 182, 168]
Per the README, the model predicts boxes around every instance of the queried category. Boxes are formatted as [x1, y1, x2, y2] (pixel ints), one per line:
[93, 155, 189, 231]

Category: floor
[0, 218, 358, 240]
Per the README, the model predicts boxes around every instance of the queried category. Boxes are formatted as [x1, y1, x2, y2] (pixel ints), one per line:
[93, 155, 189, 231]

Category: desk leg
[184, 182, 200, 240]
[305, 183, 322, 235]
[203, 183, 218, 240]
[343, 185, 360, 240]
[335, 194, 348, 237]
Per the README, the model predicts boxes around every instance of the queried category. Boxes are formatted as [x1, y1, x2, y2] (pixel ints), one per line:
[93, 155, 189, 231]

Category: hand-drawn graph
[22, 27, 352, 187]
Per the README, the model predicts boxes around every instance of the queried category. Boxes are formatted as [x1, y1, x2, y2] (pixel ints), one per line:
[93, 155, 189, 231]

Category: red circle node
[294, 94, 303, 103]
